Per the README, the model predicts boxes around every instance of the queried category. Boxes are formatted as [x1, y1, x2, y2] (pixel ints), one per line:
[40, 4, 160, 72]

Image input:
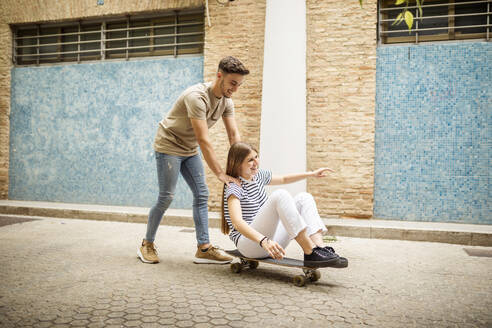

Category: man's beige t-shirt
[153, 82, 234, 156]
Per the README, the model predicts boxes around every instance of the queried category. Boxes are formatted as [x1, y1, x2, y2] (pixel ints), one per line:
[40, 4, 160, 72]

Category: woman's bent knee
[270, 189, 291, 201]
[295, 192, 313, 201]
[295, 192, 315, 206]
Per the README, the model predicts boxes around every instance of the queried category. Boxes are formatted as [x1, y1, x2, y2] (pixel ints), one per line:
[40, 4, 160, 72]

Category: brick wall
[203, 0, 266, 212]
[0, 22, 10, 199]
[306, 0, 377, 218]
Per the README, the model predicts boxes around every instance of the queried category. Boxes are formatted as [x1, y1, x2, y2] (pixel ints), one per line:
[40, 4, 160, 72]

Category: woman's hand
[262, 239, 286, 260]
[311, 167, 334, 178]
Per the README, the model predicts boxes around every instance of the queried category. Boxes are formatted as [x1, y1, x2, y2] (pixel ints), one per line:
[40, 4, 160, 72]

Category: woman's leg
[272, 222, 316, 255]
[237, 189, 316, 258]
[236, 192, 283, 258]
[294, 192, 327, 247]
[292, 192, 346, 268]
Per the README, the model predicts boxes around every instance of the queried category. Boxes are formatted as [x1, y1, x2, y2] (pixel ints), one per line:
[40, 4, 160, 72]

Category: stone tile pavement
[0, 215, 491, 327]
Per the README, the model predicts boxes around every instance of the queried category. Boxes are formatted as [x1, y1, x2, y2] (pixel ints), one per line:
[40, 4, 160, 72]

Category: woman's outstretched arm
[269, 167, 334, 185]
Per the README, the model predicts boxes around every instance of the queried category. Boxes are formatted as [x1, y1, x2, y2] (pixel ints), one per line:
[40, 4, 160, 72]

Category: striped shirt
[224, 168, 272, 245]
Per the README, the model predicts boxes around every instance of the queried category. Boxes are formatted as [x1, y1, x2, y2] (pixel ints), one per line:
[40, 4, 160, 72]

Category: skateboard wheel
[231, 263, 242, 273]
[248, 261, 259, 269]
[309, 270, 321, 282]
[293, 275, 306, 287]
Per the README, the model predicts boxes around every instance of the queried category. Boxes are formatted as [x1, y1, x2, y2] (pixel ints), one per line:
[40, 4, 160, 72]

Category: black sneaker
[304, 247, 339, 268]
[322, 246, 337, 255]
[335, 257, 348, 268]
[322, 246, 348, 268]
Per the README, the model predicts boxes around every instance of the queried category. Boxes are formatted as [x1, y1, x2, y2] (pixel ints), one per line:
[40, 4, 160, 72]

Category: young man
[138, 56, 249, 264]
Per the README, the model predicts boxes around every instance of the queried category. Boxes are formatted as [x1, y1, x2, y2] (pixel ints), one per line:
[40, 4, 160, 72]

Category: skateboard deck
[225, 249, 322, 287]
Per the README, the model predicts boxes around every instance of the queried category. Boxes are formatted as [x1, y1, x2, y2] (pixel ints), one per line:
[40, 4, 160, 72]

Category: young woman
[221, 142, 347, 267]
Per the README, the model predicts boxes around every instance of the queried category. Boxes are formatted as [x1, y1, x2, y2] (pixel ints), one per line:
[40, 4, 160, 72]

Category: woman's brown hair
[221, 142, 257, 234]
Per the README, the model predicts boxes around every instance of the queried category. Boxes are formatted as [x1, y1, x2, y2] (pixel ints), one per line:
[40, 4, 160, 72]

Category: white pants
[236, 189, 327, 258]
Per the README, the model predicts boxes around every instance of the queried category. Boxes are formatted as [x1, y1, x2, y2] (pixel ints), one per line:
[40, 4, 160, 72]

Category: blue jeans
[145, 151, 210, 245]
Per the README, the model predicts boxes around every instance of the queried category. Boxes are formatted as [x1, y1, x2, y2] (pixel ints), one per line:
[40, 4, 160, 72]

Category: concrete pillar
[260, 0, 306, 195]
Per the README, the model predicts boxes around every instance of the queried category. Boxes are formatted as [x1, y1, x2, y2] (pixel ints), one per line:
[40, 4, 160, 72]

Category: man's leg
[180, 154, 210, 246]
[138, 152, 181, 264]
[180, 154, 232, 264]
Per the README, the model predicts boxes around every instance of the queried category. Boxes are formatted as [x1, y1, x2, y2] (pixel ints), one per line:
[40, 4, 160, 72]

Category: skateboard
[225, 249, 323, 287]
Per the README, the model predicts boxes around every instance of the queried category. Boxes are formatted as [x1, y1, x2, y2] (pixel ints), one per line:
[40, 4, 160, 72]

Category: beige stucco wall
[306, 0, 377, 218]
[0, 0, 377, 219]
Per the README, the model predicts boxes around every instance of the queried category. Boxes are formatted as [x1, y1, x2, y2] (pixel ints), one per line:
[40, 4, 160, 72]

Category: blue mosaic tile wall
[9, 57, 204, 208]
[375, 42, 491, 224]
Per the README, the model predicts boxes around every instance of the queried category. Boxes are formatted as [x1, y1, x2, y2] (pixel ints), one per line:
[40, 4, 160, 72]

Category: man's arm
[190, 118, 240, 185]
[222, 115, 241, 145]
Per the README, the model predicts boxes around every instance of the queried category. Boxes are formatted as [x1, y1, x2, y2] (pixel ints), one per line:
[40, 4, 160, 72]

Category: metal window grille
[12, 10, 204, 66]
[378, 0, 491, 44]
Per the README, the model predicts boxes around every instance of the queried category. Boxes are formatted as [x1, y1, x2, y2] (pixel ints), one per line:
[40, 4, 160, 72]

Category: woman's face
[239, 150, 259, 180]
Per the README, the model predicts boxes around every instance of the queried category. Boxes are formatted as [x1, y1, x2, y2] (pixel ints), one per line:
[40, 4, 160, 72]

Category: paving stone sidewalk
[0, 216, 491, 328]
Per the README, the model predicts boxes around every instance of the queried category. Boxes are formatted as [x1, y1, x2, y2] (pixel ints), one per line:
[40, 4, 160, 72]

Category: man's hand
[218, 172, 241, 186]
[311, 167, 335, 177]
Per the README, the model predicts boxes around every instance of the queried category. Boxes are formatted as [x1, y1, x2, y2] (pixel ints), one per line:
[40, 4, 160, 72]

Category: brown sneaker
[193, 245, 233, 264]
[137, 239, 159, 264]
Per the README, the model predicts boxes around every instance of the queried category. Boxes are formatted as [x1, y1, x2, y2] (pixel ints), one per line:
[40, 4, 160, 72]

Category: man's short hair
[218, 56, 249, 75]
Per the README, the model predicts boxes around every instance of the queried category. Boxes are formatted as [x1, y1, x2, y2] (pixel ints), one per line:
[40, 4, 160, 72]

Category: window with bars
[378, 0, 491, 44]
[12, 10, 204, 66]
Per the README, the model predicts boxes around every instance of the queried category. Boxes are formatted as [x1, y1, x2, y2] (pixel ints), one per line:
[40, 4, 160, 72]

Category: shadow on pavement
[0, 215, 39, 227]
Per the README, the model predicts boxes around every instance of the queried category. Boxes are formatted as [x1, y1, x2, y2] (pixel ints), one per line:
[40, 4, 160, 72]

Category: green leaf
[405, 10, 414, 31]
[359, 0, 363, 8]
[392, 12, 403, 25]
[395, 0, 405, 5]
[416, 0, 423, 17]
[323, 235, 338, 242]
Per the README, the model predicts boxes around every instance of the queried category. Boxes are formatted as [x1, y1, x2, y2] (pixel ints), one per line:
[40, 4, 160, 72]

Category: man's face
[218, 72, 244, 98]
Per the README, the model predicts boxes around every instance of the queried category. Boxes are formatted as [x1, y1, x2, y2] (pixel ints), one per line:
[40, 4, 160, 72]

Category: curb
[0, 200, 219, 228]
[324, 223, 492, 247]
[0, 200, 490, 247]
